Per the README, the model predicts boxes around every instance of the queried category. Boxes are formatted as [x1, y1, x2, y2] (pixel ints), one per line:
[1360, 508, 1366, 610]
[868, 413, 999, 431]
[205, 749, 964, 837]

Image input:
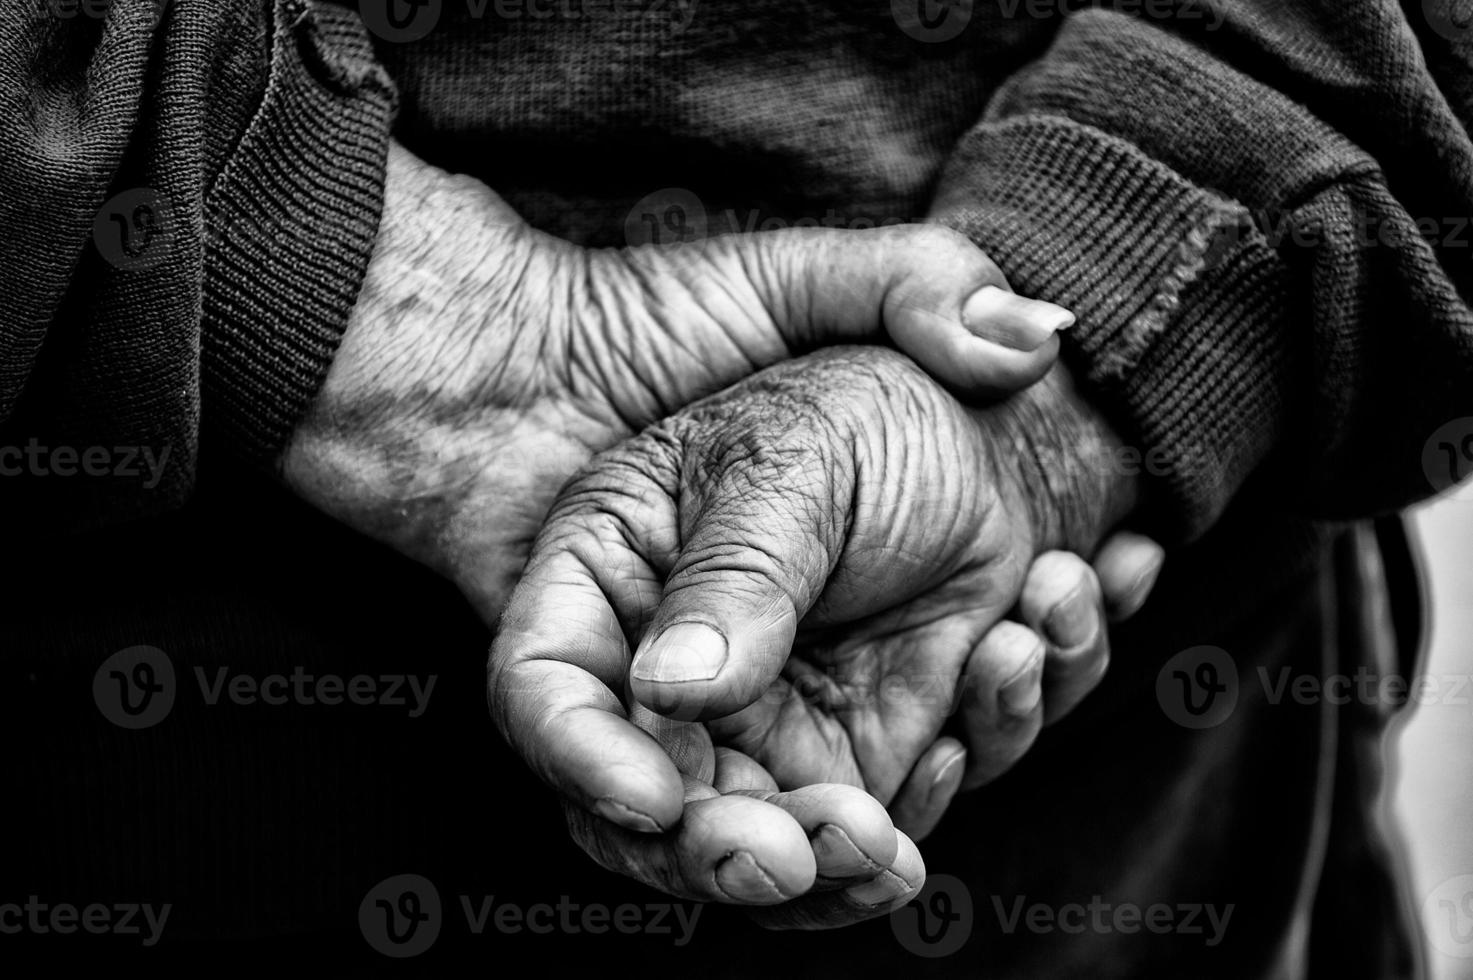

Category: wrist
[281, 142, 598, 621]
[318, 141, 548, 407]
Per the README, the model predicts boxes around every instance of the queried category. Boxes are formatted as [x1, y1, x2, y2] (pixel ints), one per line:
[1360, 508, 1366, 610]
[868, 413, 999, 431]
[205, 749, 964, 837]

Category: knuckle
[550, 432, 678, 521]
[902, 222, 973, 258]
[1025, 552, 1090, 603]
[970, 623, 1045, 688]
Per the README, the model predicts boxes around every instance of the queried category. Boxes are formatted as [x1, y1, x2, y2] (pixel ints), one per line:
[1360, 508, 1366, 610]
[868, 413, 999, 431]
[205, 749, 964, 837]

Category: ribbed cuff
[201, 0, 395, 466]
[931, 115, 1293, 543]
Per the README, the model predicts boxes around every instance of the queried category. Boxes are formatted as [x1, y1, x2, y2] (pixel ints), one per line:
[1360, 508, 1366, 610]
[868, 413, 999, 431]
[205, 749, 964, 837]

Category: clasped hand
[489, 350, 1153, 929]
[284, 145, 1161, 931]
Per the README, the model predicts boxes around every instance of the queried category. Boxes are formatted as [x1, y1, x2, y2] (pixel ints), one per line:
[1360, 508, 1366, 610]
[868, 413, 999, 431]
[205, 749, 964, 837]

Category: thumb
[628, 435, 853, 722]
[661, 223, 1071, 396]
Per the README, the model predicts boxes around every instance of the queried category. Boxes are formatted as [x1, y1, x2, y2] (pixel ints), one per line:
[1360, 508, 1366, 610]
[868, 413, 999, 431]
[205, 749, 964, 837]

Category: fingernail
[812, 824, 878, 878]
[930, 749, 966, 801]
[594, 797, 664, 833]
[715, 850, 787, 904]
[843, 869, 913, 908]
[1125, 555, 1165, 611]
[1044, 585, 1095, 649]
[998, 649, 1044, 718]
[961, 285, 1075, 352]
[632, 622, 728, 684]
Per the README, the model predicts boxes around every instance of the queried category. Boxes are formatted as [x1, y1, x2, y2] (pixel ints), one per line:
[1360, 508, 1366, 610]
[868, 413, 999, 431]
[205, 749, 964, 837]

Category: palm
[712, 568, 1021, 802]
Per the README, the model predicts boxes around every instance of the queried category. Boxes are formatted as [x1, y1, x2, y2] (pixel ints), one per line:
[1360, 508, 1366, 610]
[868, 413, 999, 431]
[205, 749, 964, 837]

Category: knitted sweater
[4, 2, 1470, 542]
[5, 1, 1471, 976]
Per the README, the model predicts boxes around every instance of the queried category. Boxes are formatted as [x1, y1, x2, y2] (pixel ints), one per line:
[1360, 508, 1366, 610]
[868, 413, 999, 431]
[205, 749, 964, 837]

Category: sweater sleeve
[0, 0, 393, 530]
[928, 3, 1473, 543]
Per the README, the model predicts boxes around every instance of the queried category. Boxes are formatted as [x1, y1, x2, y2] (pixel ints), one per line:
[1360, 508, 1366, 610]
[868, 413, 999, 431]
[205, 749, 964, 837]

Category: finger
[564, 793, 818, 905]
[713, 747, 780, 794]
[1018, 551, 1110, 724]
[957, 620, 1047, 790]
[490, 538, 686, 833]
[746, 830, 926, 931]
[683, 223, 1072, 397]
[732, 783, 899, 882]
[714, 753, 898, 889]
[889, 287, 1066, 397]
[628, 441, 849, 722]
[630, 700, 717, 783]
[1092, 531, 1166, 622]
[706, 673, 867, 791]
[958, 285, 1074, 352]
[887, 736, 967, 843]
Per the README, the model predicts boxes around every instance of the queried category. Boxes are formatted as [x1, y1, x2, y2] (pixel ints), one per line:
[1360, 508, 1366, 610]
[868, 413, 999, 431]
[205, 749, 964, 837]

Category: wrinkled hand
[282, 143, 1072, 622]
[488, 348, 1155, 927]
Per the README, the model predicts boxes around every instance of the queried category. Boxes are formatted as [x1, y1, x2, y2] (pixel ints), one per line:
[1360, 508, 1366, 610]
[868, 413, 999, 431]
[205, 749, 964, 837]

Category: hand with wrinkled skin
[281, 142, 1073, 624]
[278, 142, 1152, 931]
[488, 349, 1154, 928]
